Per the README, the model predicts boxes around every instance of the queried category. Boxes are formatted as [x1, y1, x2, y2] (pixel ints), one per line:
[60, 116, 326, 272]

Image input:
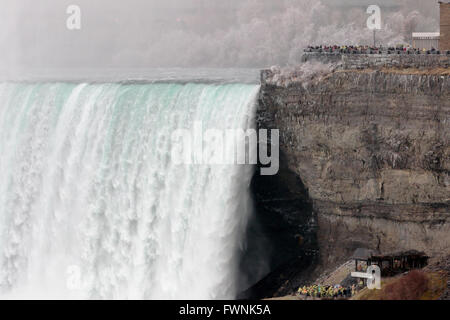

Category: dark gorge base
[239, 152, 319, 299]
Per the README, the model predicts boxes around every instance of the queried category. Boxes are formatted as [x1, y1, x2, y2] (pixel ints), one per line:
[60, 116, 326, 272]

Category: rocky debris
[263, 62, 338, 88]
[239, 249, 318, 299]
[314, 260, 355, 286]
[425, 255, 450, 300]
[440, 280, 450, 300]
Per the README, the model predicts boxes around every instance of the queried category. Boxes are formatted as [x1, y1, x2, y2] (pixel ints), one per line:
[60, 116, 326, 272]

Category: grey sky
[0, 0, 440, 75]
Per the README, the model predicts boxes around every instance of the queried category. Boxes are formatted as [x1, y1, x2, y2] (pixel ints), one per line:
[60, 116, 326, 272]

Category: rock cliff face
[256, 61, 450, 287]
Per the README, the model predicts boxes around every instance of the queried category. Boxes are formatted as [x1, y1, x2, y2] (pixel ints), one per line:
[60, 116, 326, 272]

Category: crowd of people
[297, 284, 358, 300]
[304, 45, 450, 55]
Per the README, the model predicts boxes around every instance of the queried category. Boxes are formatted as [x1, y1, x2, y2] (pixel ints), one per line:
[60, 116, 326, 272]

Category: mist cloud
[0, 0, 440, 75]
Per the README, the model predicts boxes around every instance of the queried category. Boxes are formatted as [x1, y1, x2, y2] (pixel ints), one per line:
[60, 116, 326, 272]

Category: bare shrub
[382, 270, 429, 300]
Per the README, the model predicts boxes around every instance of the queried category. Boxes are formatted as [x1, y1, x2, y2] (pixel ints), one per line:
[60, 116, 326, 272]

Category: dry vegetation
[352, 270, 447, 300]
[266, 269, 447, 300]
[381, 270, 429, 300]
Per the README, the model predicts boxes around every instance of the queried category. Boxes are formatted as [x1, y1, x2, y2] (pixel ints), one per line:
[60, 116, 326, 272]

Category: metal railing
[303, 46, 450, 55]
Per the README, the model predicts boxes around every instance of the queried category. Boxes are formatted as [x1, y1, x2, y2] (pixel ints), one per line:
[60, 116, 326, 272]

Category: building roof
[352, 248, 429, 261]
[352, 248, 379, 260]
[412, 32, 440, 39]
[371, 250, 429, 260]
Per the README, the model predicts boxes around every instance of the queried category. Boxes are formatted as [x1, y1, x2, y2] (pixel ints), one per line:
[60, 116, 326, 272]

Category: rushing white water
[0, 82, 260, 299]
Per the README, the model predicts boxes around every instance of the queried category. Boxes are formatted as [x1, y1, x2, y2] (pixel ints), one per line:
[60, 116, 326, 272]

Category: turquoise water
[0, 82, 260, 299]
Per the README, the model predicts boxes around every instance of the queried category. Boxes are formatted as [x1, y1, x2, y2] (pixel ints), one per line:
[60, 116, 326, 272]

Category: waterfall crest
[0, 82, 260, 299]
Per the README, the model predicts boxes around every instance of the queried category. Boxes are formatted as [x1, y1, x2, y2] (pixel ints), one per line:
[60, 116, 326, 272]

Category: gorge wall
[254, 58, 450, 295]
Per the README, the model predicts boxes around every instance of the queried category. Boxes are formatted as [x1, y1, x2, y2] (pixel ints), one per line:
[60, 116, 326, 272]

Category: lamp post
[367, 5, 381, 47]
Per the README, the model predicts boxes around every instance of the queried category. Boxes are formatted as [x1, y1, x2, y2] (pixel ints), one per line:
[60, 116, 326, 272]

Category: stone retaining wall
[301, 52, 450, 69]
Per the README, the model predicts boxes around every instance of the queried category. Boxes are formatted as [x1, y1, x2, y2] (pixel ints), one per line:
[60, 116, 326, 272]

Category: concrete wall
[413, 38, 440, 50]
[441, 3, 450, 51]
[302, 53, 450, 69]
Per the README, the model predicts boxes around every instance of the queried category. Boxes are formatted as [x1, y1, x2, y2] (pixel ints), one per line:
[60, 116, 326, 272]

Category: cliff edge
[254, 56, 450, 296]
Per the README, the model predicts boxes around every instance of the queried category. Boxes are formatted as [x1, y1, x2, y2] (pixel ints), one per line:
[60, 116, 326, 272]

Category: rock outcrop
[255, 59, 450, 291]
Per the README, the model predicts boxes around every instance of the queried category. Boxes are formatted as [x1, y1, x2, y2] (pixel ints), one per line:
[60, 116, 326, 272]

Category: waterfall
[0, 82, 260, 299]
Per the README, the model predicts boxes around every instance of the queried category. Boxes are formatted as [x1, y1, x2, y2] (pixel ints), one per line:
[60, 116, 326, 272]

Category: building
[411, 2, 450, 50]
[412, 32, 440, 50]
[440, 1, 450, 50]
[352, 248, 379, 272]
[352, 248, 429, 277]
